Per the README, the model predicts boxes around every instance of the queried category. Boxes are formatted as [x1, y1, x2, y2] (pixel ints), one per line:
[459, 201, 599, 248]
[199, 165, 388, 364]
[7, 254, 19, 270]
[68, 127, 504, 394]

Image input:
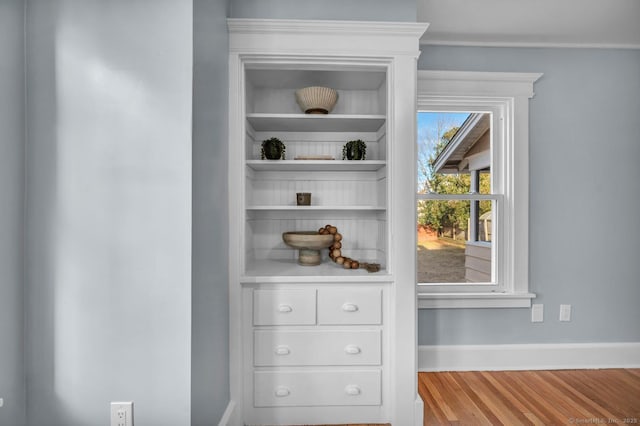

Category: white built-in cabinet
[228, 19, 427, 426]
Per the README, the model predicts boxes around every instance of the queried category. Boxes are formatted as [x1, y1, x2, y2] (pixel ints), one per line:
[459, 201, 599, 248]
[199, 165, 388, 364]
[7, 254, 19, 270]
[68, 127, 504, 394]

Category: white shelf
[246, 205, 386, 211]
[242, 259, 391, 283]
[246, 160, 386, 172]
[246, 113, 386, 132]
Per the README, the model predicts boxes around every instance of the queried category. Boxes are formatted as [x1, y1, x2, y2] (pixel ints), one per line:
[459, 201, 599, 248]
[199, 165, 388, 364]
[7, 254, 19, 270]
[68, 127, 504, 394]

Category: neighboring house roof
[433, 113, 490, 174]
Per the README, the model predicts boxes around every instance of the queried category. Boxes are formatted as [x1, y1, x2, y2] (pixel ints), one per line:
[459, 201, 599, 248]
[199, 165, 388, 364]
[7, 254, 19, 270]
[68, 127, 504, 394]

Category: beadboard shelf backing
[245, 68, 387, 91]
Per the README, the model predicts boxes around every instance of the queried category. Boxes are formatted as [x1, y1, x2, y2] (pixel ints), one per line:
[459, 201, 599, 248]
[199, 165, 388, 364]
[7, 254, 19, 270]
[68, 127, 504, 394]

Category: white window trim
[416, 70, 542, 309]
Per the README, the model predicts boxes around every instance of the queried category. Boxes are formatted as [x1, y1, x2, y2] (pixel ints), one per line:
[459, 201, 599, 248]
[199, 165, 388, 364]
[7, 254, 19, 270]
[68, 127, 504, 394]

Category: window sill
[418, 292, 536, 309]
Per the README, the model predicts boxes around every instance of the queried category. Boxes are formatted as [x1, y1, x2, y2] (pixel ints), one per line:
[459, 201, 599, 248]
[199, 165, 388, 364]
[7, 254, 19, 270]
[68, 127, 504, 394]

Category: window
[416, 71, 542, 308]
[418, 112, 494, 285]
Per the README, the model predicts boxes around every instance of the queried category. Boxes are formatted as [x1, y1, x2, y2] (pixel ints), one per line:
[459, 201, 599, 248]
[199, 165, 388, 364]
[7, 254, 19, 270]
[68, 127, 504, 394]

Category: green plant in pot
[342, 139, 367, 160]
[261, 137, 286, 160]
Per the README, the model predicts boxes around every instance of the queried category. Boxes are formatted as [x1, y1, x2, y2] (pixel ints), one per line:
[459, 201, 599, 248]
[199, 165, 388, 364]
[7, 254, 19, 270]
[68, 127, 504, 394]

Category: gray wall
[418, 46, 640, 345]
[230, 0, 417, 21]
[0, 1, 25, 425]
[192, 0, 230, 424]
[25, 1, 193, 425]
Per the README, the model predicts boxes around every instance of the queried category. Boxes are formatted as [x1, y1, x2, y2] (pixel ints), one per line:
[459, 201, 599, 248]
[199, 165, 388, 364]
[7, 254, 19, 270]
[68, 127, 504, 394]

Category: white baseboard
[218, 400, 236, 426]
[414, 396, 424, 426]
[419, 342, 640, 371]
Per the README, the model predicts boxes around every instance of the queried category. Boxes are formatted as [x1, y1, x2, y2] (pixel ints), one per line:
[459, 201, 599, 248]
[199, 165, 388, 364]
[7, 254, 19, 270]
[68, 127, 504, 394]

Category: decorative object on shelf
[342, 139, 367, 160]
[282, 231, 335, 266]
[296, 192, 311, 206]
[261, 137, 286, 160]
[294, 155, 334, 160]
[295, 86, 338, 114]
[320, 224, 381, 272]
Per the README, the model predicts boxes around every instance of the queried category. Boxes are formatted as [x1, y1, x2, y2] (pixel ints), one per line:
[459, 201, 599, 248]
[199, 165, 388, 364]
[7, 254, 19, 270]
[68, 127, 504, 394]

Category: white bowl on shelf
[295, 86, 338, 114]
[282, 231, 334, 266]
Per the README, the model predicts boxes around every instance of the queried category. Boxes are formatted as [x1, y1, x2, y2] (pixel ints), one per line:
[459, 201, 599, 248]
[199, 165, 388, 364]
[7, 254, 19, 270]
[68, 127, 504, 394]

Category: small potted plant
[342, 139, 367, 160]
[261, 137, 286, 160]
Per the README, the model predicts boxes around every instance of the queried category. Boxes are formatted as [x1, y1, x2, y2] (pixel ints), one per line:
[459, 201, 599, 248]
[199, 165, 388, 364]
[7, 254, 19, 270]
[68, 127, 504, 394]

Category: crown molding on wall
[421, 37, 640, 50]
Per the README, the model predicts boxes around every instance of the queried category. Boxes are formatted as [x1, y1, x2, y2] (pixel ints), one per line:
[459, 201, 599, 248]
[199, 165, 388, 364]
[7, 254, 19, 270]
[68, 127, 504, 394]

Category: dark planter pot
[262, 140, 284, 160]
[345, 144, 365, 160]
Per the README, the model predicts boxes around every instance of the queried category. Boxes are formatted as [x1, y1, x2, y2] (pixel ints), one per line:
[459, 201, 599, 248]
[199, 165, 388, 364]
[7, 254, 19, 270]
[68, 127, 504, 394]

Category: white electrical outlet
[560, 304, 572, 321]
[110, 402, 133, 426]
[531, 303, 544, 322]
[0, 397, 4, 407]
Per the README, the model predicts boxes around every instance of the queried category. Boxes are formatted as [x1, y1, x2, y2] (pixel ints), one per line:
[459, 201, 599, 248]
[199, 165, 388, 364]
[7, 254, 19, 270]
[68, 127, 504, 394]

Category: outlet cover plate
[531, 303, 544, 322]
[111, 402, 133, 426]
[560, 304, 572, 321]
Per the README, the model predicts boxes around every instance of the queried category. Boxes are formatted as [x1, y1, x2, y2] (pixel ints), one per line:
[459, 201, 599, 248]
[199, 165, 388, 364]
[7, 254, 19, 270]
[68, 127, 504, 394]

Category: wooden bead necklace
[318, 224, 381, 273]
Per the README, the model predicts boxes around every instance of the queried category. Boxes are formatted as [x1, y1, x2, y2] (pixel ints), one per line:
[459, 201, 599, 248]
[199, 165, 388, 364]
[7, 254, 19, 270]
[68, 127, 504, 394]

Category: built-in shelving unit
[228, 18, 427, 426]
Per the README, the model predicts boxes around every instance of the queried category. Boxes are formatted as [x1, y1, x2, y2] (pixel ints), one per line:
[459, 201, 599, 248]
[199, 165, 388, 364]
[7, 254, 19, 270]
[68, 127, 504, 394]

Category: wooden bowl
[295, 86, 338, 114]
[282, 231, 334, 265]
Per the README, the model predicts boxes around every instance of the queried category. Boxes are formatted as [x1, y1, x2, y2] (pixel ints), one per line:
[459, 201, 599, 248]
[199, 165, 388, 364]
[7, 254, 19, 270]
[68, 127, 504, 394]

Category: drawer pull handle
[342, 303, 359, 312]
[275, 345, 290, 356]
[274, 386, 290, 397]
[345, 385, 361, 396]
[278, 304, 293, 313]
[344, 345, 361, 355]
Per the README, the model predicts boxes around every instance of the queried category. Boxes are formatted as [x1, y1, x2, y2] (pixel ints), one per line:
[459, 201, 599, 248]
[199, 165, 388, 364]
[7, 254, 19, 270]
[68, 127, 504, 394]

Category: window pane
[479, 170, 491, 194]
[417, 112, 491, 196]
[417, 200, 494, 283]
[477, 199, 492, 242]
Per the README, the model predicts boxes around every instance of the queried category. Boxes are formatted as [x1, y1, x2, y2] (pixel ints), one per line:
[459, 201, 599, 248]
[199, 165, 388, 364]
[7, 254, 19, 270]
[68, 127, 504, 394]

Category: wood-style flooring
[419, 369, 640, 425]
[295, 369, 640, 426]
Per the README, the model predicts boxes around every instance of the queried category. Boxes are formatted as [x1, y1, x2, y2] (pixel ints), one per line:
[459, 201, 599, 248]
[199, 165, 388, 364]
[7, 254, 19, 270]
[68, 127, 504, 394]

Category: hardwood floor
[419, 369, 640, 425]
[295, 370, 639, 426]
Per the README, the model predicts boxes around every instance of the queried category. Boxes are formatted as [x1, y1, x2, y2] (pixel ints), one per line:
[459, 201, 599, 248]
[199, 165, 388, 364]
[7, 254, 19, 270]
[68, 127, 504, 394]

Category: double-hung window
[416, 71, 541, 308]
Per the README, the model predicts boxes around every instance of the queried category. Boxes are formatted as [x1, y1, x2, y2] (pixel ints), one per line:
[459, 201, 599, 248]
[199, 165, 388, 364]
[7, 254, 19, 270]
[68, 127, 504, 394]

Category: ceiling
[418, 0, 640, 49]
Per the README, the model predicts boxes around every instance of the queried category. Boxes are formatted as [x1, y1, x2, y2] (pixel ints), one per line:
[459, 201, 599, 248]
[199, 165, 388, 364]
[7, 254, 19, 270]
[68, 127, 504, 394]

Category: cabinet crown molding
[228, 18, 429, 57]
[228, 18, 428, 36]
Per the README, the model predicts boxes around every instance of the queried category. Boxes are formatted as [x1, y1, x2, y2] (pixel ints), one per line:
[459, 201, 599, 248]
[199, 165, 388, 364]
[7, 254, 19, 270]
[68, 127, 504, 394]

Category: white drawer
[253, 289, 316, 326]
[317, 288, 382, 325]
[254, 329, 381, 366]
[254, 370, 381, 407]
